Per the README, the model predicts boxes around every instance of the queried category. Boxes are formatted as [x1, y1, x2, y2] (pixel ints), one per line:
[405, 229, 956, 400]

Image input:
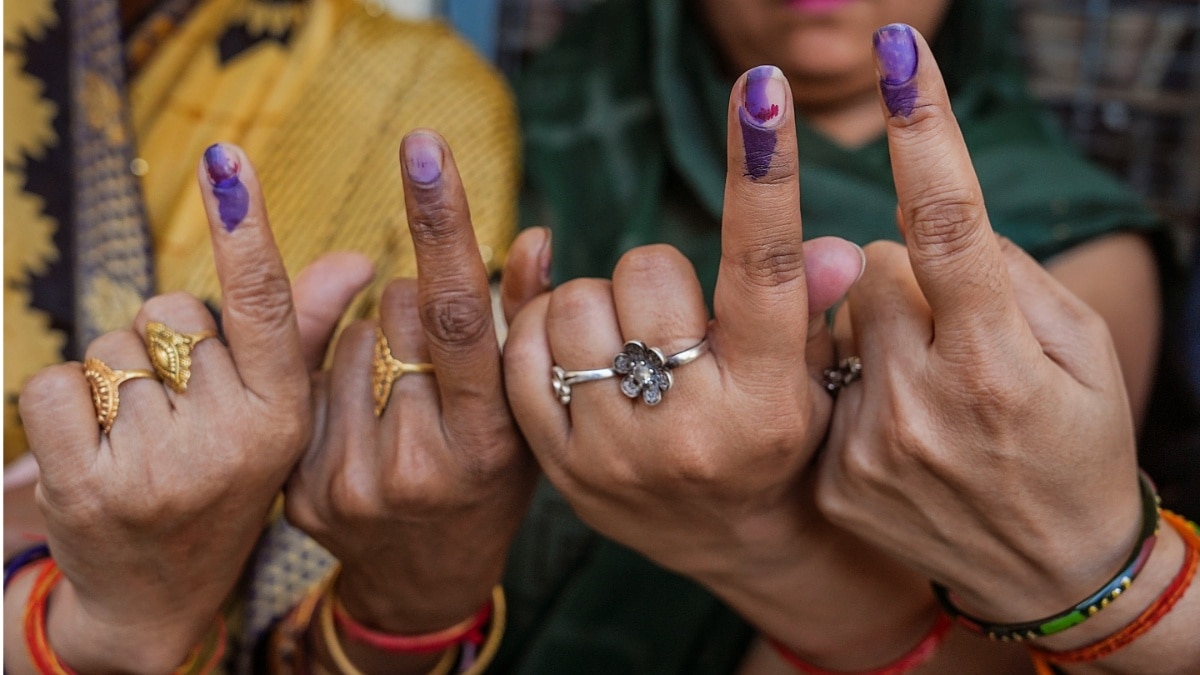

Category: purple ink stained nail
[403, 133, 443, 185]
[203, 143, 249, 232]
[740, 65, 787, 179]
[874, 24, 919, 117]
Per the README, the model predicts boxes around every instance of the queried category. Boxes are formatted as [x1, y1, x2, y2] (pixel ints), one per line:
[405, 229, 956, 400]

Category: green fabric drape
[501, 0, 1163, 671]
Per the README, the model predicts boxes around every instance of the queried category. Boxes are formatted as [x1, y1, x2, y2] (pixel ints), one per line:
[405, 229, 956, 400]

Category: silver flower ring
[551, 338, 709, 406]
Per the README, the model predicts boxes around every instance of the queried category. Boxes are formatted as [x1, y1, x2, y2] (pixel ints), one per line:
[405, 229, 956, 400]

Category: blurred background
[432, 0, 1200, 255]
[1014, 0, 1199, 257]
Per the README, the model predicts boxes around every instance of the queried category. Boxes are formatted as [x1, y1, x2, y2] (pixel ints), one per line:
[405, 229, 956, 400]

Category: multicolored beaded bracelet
[933, 471, 1161, 642]
[1028, 510, 1199, 666]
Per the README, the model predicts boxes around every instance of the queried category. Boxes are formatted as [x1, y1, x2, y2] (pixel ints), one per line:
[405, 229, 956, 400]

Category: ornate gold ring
[372, 327, 434, 417]
[83, 357, 158, 434]
[145, 321, 219, 392]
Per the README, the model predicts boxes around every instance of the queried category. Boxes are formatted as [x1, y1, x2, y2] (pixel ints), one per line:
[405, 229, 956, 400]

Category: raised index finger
[198, 143, 307, 399]
[875, 24, 1018, 341]
[399, 131, 505, 426]
[712, 66, 810, 368]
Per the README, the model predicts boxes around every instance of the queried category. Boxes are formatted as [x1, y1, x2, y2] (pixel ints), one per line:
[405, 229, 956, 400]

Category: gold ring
[372, 327, 434, 417]
[145, 321, 219, 392]
[83, 357, 158, 434]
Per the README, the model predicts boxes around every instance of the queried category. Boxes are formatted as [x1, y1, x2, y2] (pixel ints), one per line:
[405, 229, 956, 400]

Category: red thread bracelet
[1029, 510, 1199, 665]
[768, 611, 953, 675]
[331, 588, 494, 654]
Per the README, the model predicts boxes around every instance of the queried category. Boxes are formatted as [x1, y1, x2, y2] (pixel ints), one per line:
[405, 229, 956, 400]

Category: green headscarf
[519, 0, 1160, 299]
[499, 1, 1163, 671]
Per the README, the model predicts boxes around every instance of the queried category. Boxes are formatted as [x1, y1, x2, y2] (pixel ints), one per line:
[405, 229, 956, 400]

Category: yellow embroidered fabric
[132, 0, 518, 314]
[4, 0, 518, 459]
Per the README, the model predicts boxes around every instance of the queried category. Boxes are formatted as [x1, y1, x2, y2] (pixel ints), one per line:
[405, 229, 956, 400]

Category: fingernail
[740, 65, 787, 179]
[874, 24, 918, 117]
[203, 143, 249, 231]
[852, 242, 866, 283]
[538, 229, 553, 287]
[403, 133, 443, 186]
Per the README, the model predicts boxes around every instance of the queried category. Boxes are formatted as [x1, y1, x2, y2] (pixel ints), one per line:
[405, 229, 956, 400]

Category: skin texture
[503, 67, 954, 672]
[283, 131, 548, 675]
[815, 27, 1193, 674]
[4, 146, 374, 675]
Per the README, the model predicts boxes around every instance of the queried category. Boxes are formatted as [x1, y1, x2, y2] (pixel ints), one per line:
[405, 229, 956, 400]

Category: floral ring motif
[612, 338, 709, 406]
[822, 356, 862, 396]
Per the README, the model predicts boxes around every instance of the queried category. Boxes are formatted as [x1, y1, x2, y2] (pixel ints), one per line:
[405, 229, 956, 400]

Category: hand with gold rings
[283, 131, 549, 673]
[82, 357, 159, 434]
[145, 321, 220, 393]
[372, 327, 435, 416]
[14, 144, 376, 673]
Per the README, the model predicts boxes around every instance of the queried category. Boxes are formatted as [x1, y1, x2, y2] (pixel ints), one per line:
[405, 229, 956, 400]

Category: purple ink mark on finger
[740, 65, 787, 179]
[874, 24, 919, 117]
[204, 144, 249, 231]
[403, 133, 443, 186]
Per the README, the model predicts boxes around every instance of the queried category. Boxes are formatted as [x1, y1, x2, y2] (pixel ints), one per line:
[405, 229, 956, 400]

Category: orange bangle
[1029, 510, 1199, 665]
[768, 612, 953, 675]
[330, 584, 495, 654]
[21, 558, 227, 675]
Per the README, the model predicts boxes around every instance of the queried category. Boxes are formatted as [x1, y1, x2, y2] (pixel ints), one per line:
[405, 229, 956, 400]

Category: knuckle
[329, 467, 380, 524]
[136, 292, 206, 324]
[732, 238, 805, 289]
[905, 186, 988, 259]
[614, 245, 685, 283]
[220, 266, 294, 329]
[420, 287, 492, 348]
[663, 441, 723, 486]
[407, 200, 464, 245]
[20, 366, 82, 419]
[547, 278, 611, 324]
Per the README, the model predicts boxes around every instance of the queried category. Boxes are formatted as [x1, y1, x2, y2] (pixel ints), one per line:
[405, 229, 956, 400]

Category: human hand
[817, 24, 1149, 647]
[283, 131, 545, 671]
[503, 65, 871, 645]
[15, 144, 367, 674]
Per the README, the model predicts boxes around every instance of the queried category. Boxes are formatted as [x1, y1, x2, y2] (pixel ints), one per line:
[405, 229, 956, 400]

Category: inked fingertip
[401, 132, 444, 186]
[202, 142, 249, 232]
[873, 24, 919, 117]
[203, 143, 241, 188]
[738, 65, 788, 180]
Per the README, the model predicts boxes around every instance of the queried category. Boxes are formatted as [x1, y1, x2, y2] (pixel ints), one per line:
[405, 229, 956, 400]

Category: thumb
[802, 237, 866, 376]
[292, 252, 375, 372]
[501, 227, 552, 326]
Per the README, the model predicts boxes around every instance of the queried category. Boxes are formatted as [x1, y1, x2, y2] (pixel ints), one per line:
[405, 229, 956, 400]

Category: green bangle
[933, 471, 1161, 641]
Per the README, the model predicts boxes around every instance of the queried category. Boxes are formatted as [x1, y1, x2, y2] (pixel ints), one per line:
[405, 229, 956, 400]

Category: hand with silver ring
[815, 25, 1167, 659]
[501, 66, 917, 662]
[15, 144, 373, 673]
[284, 130, 548, 674]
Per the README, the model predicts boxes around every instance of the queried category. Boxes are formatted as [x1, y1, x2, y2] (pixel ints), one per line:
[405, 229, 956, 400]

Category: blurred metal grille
[1015, 0, 1200, 242]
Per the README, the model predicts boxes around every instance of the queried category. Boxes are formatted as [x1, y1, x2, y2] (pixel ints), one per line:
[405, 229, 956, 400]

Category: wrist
[701, 511, 941, 669]
[48, 574, 210, 675]
[335, 564, 498, 636]
[1032, 512, 1189, 652]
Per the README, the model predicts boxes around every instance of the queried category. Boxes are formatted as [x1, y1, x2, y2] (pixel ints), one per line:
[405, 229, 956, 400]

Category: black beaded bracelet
[932, 471, 1161, 642]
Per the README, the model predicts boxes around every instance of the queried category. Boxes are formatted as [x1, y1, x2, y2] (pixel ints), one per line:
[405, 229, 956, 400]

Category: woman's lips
[786, 0, 855, 15]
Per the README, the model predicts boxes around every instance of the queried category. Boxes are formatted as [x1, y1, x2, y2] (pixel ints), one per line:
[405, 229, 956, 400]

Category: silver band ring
[551, 337, 709, 407]
[552, 366, 617, 405]
[823, 356, 862, 395]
